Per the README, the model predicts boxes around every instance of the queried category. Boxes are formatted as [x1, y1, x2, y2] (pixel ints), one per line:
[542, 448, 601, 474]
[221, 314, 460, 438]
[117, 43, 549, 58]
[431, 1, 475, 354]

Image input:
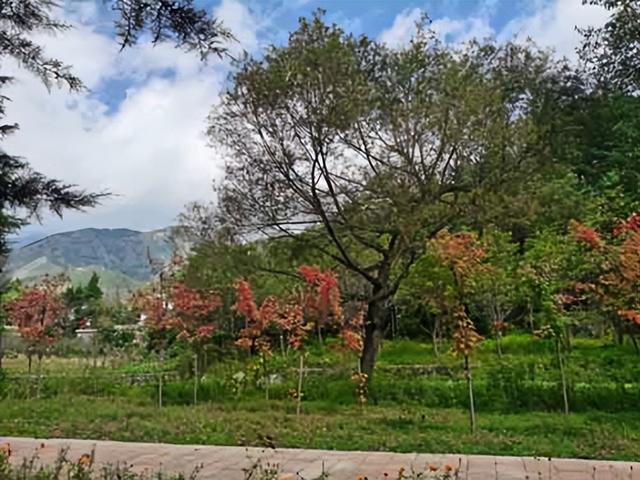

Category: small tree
[471, 230, 520, 359]
[523, 224, 602, 414]
[135, 281, 221, 405]
[429, 231, 486, 432]
[170, 283, 222, 404]
[291, 265, 344, 414]
[233, 279, 281, 400]
[280, 302, 311, 415]
[5, 276, 67, 398]
[397, 253, 458, 358]
[340, 304, 367, 408]
[574, 213, 640, 351]
[452, 309, 483, 433]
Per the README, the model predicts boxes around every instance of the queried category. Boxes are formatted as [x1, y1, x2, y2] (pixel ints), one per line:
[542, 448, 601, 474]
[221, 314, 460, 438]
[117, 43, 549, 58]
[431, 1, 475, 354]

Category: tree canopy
[207, 12, 580, 375]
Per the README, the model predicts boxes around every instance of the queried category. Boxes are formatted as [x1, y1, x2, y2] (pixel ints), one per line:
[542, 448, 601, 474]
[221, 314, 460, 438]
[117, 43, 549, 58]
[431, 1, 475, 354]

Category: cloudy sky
[6, 0, 609, 244]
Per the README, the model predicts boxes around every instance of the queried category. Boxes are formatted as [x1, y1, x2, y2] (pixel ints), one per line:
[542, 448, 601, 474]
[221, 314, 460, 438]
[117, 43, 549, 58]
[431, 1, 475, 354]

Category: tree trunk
[556, 340, 569, 415]
[262, 353, 269, 401]
[432, 320, 440, 359]
[630, 331, 640, 356]
[359, 296, 388, 380]
[193, 352, 199, 406]
[528, 300, 535, 333]
[36, 353, 43, 400]
[464, 354, 476, 433]
[613, 319, 624, 346]
[0, 327, 4, 370]
[158, 351, 164, 408]
[316, 321, 323, 346]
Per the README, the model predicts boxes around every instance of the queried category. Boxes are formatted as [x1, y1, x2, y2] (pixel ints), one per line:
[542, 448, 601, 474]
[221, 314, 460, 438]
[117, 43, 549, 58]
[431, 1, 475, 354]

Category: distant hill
[2, 227, 188, 296]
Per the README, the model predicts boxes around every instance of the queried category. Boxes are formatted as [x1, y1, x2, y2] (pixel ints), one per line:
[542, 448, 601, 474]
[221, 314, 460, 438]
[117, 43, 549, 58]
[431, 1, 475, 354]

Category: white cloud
[379, 0, 608, 58]
[5, 0, 613, 242]
[499, 0, 609, 61]
[378, 7, 423, 48]
[432, 16, 494, 43]
[214, 0, 263, 55]
[4, 0, 264, 239]
[379, 7, 494, 47]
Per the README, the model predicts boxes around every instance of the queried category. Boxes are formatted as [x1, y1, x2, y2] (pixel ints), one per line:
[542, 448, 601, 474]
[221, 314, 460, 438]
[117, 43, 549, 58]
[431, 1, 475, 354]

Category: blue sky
[6, 0, 609, 246]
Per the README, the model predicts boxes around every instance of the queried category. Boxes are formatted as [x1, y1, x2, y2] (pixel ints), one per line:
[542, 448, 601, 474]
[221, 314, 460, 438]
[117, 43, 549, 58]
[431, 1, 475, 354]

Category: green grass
[0, 395, 638, 460]
[2, 333, 639, 461]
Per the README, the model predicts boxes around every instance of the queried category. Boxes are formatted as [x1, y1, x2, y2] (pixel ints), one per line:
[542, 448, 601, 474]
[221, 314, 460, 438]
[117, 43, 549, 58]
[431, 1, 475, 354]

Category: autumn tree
[574, 213, 640, 350]
[207, 12, 571, 379]
[232, 279, 282, 399]
[5, 275, 67, 373]
[134, 280, 221, 404]
[430, 230, 486, 432]
[340, 304, 367, 407]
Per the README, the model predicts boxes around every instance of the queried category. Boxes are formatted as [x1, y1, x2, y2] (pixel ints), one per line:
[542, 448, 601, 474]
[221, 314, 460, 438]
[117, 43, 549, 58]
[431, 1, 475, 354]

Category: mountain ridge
[3, 227, 186, 295]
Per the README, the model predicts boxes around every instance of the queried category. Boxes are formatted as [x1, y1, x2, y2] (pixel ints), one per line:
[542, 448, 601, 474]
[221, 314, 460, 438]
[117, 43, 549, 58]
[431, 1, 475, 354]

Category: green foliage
[579, 0, 640, 94]
[62, 273, 104, 334]
[559, 94, 640, 221]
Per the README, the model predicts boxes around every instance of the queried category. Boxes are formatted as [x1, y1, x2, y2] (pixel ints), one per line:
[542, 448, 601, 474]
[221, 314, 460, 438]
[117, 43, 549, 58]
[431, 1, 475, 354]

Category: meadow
[1, 333, 639, 461]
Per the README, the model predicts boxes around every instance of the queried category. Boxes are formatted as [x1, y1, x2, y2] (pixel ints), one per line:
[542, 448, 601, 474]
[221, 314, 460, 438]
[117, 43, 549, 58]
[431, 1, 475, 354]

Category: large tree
[0, 0, 232, 270]
[579, 0, 640, 93]
[207, 13, 573, 377]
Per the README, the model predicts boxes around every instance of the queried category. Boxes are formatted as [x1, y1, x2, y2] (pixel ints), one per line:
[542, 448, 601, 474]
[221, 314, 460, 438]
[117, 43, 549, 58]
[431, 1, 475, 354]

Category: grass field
[1, 334, 639, 461]
[1, 396, 638, 460]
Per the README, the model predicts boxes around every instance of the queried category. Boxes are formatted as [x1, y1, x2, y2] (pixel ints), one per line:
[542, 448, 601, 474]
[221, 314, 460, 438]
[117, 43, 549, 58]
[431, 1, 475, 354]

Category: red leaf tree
[600, 214, 640, 348]
[566, 215, 640, 351]
[232, 279, 280, 354]
[297, 265, 343, 343]
[134, 281, 221, 405]
[5, 275, 67, 373]
[429, 230, 485, 432]
[232, 279, 282, 400]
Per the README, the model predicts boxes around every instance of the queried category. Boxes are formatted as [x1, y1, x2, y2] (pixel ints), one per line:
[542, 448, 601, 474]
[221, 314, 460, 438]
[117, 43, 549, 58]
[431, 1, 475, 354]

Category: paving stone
[2, 437, 638, 480]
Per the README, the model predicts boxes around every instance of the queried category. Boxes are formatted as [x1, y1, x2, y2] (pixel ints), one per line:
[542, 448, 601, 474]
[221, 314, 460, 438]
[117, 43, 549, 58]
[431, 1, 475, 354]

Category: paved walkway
[2, 437, 639, 479]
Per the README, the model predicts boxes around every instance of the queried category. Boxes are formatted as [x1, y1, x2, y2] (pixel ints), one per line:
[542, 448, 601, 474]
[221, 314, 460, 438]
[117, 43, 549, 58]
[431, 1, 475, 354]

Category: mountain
[2, 227, 187, 295]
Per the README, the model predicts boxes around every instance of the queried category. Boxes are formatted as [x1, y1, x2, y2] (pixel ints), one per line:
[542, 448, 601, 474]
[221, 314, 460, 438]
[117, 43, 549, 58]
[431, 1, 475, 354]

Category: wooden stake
[296, 353, 304, 416]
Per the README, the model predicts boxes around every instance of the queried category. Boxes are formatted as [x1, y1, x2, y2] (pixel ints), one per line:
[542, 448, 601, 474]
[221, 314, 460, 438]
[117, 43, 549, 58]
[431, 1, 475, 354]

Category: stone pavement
[2, 437, 639, 479]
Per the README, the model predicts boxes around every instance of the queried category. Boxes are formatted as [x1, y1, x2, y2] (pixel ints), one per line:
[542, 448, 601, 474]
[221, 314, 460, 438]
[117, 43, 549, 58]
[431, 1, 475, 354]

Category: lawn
[1, 334, 639, 461]
[1, 396, 639, 460]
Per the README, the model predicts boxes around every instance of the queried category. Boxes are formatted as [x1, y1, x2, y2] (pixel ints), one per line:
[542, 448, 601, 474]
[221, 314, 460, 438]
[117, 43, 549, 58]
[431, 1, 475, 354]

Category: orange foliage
[613, 212, 640, 237]
[618, 310, 640, 326]
[567, 217, 639, 329]
[452, 310, 483, 357]
[340, 304, 366, 354]
[569, 220, 604, 249]
[232, 279, 281, 354]
[134, 282, 221, 345]
[5, 276, 67, 348]
[429, 231, 486, 285]
[298, 265, 343, 323]
[280, 303, 311, 350]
